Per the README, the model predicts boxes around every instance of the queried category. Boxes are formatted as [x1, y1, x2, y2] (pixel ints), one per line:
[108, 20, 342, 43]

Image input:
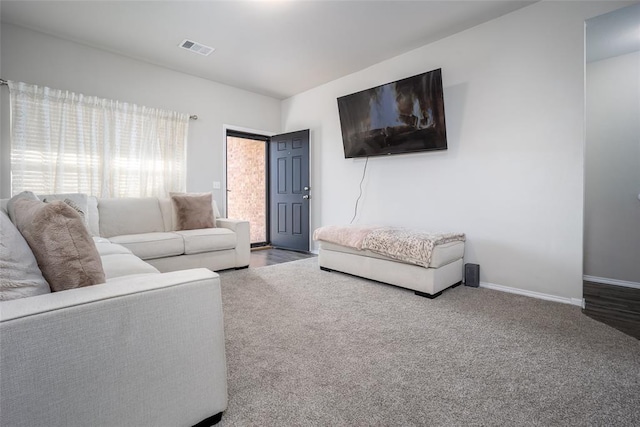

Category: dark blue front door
[269, 130, 310, 251]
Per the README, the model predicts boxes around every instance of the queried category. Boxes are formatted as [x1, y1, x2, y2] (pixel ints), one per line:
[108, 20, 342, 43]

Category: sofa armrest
[0, 269, 228, 427]
[217, 218, 250, 267]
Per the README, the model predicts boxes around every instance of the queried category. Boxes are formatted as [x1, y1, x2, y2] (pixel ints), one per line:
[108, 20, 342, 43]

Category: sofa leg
[320, 266, 333, 272]
[193, 411, 223, 427]
[450, 281, 462, 288]
[415, 290, 442, 299]
[235, 265, 249, 270]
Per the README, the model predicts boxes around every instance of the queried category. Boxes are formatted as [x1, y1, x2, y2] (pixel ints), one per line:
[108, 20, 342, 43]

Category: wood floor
[583, 281, 640, 340]
[249, 247, 316, 268]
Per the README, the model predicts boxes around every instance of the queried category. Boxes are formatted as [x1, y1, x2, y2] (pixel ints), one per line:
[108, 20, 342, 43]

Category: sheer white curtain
[9, 81, 188, 197]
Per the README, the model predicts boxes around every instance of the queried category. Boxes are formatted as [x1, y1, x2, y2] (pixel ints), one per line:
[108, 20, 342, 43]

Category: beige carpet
[217, 258, 640, 426]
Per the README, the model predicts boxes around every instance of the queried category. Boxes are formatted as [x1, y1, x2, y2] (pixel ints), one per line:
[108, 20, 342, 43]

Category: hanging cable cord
[350, 156, 369, 224]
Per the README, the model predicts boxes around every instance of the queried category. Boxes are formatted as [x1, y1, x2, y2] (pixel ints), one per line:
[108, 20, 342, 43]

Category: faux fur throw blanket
[312, 225, 383, 250]
[314, 225, 465, 268]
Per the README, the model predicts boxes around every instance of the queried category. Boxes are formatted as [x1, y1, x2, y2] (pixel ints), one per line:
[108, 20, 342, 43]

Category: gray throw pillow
[0, 210, 51, 300]
[6, 190, 39, 224]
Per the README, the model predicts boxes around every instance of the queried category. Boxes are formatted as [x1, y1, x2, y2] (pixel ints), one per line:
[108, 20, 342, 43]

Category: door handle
[304, 186, 310, 191]
[303, 195, 310, 200]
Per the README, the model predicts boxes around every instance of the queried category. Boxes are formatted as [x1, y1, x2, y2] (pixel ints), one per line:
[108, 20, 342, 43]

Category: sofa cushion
[13, 199, 106, 292]
[98, 197, 165, 238]
[170, 192, 215, 231]
[93, 238, 135, 256]
[158, 198, 174, 232]
[94, 236, 161, 279]
[0, 210, 51, 301]
[109, 232, 185, 260]
[100, 253, 160, 280]
[175, 228, 237, 254]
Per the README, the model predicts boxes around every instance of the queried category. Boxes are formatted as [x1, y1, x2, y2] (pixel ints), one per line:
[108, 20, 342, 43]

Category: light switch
[213, 181, 221, 189]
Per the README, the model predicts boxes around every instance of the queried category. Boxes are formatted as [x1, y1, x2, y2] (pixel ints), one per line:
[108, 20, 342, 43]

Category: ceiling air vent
[179, 39, 214, 56]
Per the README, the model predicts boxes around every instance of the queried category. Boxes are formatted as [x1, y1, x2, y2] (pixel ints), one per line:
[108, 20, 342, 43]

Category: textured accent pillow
[13, 199, 106, 292]
[40, 193, 94, 235]
[170, 192, 215, 231]
[62, 198, 86, 221]
[0, 211, 51, 300]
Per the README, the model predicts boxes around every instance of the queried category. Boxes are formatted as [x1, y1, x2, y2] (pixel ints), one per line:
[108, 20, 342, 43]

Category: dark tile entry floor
[250, 248, 316, 268]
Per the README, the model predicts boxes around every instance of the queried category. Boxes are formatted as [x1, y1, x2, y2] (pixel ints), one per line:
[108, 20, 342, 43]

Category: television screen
[337, 68, 447, 158]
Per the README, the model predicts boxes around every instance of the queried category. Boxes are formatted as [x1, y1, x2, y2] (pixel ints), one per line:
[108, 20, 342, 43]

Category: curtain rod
[0, 77, 197, 119]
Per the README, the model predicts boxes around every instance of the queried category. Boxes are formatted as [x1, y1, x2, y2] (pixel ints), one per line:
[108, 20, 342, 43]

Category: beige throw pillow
[13, 199, 106, 292]
[170, 192, 215, 231]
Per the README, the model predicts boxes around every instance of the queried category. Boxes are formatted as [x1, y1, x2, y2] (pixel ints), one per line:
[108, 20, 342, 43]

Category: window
[8, 81, 188, 197]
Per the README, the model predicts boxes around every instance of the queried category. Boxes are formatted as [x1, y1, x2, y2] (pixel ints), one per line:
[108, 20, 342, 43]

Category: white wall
[282, 1, 631, 301]
[0, 23, 281, 212]
[585, 51, 640, 283]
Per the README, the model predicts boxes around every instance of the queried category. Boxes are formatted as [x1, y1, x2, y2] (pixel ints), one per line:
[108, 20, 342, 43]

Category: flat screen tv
[337, 68, 447, 158]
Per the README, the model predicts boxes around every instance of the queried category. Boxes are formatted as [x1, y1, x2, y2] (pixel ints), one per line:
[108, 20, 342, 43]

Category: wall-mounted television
[337, 68, 447, 159]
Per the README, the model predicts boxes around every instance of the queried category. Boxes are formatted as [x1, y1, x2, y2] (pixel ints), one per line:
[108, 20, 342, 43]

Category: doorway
[583, 4, 640, 339]
[226, 128, 311, 252]
[226, 131, 269, 247]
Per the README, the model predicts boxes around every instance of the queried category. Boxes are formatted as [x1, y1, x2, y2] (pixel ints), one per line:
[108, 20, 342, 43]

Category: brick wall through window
[227, 136, 267, 244]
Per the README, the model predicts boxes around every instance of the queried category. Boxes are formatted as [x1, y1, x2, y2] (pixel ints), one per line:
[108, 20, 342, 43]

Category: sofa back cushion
[98, 197, 165, 238]
[158, 198, 174, 232]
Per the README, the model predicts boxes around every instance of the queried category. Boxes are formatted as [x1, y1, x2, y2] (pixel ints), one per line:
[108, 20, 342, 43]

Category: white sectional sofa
[0, 193, 241, 426]
[96, 196, 250, 273]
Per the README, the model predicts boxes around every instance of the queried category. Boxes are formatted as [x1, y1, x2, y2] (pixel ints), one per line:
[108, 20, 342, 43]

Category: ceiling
[0, 0, 538, 99]
[586, 3, 640, 63]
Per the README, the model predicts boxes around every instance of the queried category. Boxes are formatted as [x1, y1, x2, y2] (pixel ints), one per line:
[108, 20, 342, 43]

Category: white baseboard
[479, 282, 584, 307]
[583, 275, 640, 290]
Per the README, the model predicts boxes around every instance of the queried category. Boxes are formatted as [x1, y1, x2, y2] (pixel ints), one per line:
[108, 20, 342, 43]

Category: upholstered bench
[313, 225, 465, 298]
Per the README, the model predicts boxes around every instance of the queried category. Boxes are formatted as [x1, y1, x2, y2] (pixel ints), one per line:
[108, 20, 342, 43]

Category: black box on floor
[465, 263, 480, 287]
